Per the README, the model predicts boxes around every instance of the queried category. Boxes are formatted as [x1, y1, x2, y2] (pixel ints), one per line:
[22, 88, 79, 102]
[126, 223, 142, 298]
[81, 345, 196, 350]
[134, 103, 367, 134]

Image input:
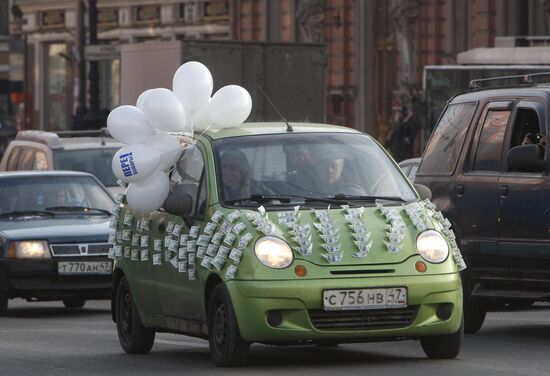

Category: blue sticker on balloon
[119, 152, 138, 177]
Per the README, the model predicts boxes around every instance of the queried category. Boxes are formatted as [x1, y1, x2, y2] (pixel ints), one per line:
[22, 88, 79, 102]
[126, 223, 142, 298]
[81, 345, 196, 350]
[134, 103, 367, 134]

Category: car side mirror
[163, 184, 193, 217]
[414, 184, 432, 201]
[507, 144, 546, 173]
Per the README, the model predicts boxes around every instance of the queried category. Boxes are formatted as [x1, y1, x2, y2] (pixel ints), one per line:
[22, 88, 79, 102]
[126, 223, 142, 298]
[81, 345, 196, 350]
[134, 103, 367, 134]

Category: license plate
[58, 261, 112, 275]
[323, 287, 407, 311]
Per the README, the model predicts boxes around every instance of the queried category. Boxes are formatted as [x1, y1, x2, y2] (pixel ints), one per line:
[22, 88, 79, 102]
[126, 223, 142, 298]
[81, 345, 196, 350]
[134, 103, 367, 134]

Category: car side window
[6, 147, 22, 171]
[418, 102, 477, 175]
[33, 151, 49, 170]
[472, 109, 510, 172]
[17, 148, 35, 170]
[170, 146, 205, 216]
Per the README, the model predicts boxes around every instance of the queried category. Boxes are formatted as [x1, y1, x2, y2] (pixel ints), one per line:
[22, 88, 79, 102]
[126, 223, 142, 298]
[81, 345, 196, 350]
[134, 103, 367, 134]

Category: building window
[0, 1, 8, 35]
[177, 2, 197, 23]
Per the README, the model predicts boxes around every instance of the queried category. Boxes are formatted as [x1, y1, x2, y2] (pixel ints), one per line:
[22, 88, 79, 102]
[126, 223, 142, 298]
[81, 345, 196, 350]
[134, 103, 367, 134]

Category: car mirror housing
[414, 183, 432, 201]
[163, 184, 193, 217]
[507, 144, 546, 173]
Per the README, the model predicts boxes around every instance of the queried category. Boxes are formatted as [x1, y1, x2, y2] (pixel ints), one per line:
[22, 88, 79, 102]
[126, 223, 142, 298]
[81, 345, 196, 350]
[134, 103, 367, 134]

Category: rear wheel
[63, 299, 86, 309]
[0, 292, 7, 316]
[461, 261, 486, 333]
[421, 318, 463, 359]
[207, 284, 249, 367]
[115, 277, 155, 354]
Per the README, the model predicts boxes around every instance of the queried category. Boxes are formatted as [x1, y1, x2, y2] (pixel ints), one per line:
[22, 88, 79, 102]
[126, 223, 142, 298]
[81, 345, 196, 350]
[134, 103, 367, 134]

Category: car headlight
[9, 241, 51, 259]
[254, 236, 293, 269]
[416, 230, 449, 263]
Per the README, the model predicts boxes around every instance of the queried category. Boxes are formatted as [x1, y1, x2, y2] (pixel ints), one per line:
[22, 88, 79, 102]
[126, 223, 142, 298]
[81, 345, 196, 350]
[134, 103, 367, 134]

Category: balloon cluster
[108, 61, 253, 213]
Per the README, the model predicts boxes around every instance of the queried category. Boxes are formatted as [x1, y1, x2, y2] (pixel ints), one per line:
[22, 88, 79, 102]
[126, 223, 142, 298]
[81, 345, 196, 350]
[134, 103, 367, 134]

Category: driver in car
[221, 150, 258, 201]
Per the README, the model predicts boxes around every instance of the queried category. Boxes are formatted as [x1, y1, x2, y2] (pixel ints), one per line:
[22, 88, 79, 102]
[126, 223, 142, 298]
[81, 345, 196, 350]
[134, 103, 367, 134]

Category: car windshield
[0, 175, 114, 215]
[213, 132, 416, 206]
[54, 148, 119, 187]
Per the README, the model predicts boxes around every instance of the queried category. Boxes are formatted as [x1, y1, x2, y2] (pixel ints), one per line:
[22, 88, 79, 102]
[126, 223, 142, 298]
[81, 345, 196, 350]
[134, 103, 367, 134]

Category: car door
[498, 100, 550, 283]
[155, 144, 207, 328]
[456, 101, 512, 281]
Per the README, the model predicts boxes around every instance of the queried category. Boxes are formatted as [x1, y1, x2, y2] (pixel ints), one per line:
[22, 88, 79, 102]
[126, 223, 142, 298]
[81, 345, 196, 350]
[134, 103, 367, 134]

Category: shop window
[43, 43, 70, 131]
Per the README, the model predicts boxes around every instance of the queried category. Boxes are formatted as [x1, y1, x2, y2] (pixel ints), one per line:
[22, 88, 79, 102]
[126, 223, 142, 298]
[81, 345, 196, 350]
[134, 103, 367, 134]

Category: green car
[110, 123, 465, 366]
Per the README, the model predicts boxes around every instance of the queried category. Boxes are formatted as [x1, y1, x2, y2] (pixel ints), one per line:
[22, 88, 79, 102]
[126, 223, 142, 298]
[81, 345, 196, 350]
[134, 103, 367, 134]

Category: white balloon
[107, 105, 153, 144]
[142, 88, 189, 132]
[136, 89, 153, 110]
[173, 61, 213, 113]
[126, 171, 170, 214]
[192, 101, 213, 131]
[209, 85, 252, 128]
[146, 131, 183, 171]
[111, 144, 161, 183]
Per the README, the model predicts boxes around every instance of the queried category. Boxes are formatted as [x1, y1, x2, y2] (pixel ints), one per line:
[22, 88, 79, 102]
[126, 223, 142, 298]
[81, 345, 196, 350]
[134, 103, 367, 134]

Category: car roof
[450, 85, 550, 103]
[200, 122, 362, 140]
[14, 130, 122, 150]
[0, 170, 97, 179]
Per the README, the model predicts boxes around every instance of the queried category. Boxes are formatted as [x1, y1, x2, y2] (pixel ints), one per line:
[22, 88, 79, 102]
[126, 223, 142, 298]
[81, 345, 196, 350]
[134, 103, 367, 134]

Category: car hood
[241, 201, 439, 267]
[0, 216, 111, 243]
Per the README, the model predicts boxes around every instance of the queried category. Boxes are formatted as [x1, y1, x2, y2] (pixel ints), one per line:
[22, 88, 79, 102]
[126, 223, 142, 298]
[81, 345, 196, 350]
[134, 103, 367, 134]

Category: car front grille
[50, 243, 111, 257]
[309, 306, 418, 330]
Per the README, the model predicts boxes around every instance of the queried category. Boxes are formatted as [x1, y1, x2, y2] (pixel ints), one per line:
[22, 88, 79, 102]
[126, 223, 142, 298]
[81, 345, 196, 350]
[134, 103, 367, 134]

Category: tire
[421, 317, 464, 359]
[63, 299, 86, 309]
[115, 277, 155, 354]
[207, 284, 249, 367]
[462, 273, 486, 333]
[0, 292, 7, 317]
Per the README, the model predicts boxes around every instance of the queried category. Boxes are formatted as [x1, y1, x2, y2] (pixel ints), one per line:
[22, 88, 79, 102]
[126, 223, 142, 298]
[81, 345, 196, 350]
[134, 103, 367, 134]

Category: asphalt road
[0, 299, 548, 376]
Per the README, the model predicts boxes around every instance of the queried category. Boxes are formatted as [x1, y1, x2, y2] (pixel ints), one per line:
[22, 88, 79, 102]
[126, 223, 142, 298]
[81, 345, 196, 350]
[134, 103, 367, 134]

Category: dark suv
[415, 73, 549, 333]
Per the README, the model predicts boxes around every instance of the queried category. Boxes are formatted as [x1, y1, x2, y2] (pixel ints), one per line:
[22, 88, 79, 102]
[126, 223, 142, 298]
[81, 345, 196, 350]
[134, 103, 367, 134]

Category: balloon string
[196, 122, 214, 139]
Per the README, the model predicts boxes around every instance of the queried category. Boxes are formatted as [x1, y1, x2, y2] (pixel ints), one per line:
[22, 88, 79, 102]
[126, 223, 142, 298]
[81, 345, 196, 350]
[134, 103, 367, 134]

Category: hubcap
[119, 290, 133, 341]
[213, 302, 227, 347]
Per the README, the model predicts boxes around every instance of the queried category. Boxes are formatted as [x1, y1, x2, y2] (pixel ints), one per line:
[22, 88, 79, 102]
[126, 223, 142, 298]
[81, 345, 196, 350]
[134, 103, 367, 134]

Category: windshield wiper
[0, 210, 55, 218]
[333, 194, 405, 202]
[45, 206, 112, 216]
[225, 194, 348, 206]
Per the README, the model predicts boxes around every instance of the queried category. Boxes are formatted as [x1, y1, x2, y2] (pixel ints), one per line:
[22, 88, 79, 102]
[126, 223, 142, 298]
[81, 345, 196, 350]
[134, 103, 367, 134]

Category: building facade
[4, 0, 550, 144]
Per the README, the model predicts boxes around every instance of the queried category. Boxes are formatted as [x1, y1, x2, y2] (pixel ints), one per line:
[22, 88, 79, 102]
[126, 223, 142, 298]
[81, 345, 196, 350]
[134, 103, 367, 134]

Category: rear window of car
[418, 102, 477, 175]
[53, 148, 118, 187]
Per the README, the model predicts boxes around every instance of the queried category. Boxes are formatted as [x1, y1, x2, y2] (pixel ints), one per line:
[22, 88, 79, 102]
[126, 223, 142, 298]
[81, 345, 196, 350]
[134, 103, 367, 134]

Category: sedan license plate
[323, 287, 407, 311]
[58, 261, 112, 275]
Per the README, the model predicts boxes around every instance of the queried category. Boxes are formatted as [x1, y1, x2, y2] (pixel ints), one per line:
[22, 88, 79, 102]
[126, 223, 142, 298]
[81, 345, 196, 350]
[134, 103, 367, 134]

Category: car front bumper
[0, 258, 112, 301]
[227, 272, 462, 344]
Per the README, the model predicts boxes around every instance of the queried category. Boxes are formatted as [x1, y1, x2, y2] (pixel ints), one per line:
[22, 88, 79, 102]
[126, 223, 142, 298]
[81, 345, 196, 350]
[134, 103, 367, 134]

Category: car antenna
[257, 84, 293, 132]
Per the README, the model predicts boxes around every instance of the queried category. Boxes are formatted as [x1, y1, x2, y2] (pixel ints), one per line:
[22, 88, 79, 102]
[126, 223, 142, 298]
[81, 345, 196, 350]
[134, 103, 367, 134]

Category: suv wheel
[207, 284, 249, 366]
[420, 317, 463, 359]
[63, 299, 86, 309]
[115, 277, 155, 354]
[0, 292, 7, 316]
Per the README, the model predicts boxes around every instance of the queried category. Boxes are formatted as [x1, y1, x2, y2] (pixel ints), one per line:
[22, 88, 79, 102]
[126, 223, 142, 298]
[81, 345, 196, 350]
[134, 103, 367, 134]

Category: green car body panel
[112, 123, 463, 345]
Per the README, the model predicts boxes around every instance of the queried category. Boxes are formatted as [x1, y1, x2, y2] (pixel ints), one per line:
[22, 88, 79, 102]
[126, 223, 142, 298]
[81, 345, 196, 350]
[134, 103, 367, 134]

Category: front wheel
[420, 318, 463, 359]
[115, 277, 155, 354]
[207, 284, 249, 367]
[63, 299, 86, 309]
[0, 292, 7, 316]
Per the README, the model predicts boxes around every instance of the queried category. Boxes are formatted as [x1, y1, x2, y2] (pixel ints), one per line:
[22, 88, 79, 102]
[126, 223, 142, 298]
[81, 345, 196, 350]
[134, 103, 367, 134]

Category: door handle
[500, 185, 509, 197]
[455, 184, 465, 195]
